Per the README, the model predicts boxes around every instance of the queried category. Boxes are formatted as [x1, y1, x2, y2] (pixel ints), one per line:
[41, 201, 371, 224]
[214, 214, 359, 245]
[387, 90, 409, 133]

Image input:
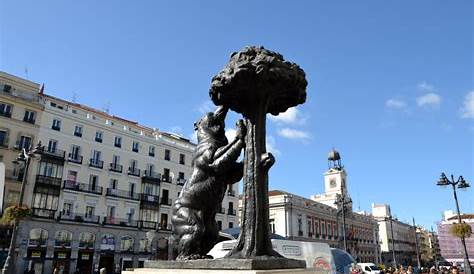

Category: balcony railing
[89, 158, 104, 169]
[140, 193, 160, 203]
[28, 239, 47, 247]
[59, 212, 100, 224]
[54, 240, 72, 247]
[161, 175, 171, 183]
[109, 163, 123, 173]
[106, 188, 139, 200]
[35, 174, 62, 187]
[227, 209, 236, 216]
[128, 167, 141, 177]
[217, 208, 225, 214]
[176, 178, 186, 186]
[23, 117, 35, 124]
[158, 224, 172, 231]
[0, 111, 12, 118]
[37, 146, 66, 159]
[103, 217, 138, 228]
[139, 220, 158, 229]
[67, 153, 83, 164]
[227, 190, 236, 197]
[32, 208, 56, 219]
[160, 198, 172, 206]
[142, 170, 161, 183]
[63, 180, 103, 195]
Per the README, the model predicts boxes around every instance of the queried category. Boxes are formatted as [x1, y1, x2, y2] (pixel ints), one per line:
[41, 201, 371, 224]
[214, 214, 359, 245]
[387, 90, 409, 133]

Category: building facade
[372, 203, 417, 266]
[0, 71, 240, 274]
[240, 149, 380, 263]
[416, 227, 441, 266]
[437, 210, 474, 266]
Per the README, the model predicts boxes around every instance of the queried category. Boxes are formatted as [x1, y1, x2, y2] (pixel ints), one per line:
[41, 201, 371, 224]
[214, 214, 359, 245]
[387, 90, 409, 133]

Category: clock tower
[311, 148, 352, 210]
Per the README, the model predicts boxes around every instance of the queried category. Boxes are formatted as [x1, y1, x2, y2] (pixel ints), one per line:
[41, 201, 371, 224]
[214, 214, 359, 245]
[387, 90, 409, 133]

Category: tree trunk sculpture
[210, 46, 307, 258]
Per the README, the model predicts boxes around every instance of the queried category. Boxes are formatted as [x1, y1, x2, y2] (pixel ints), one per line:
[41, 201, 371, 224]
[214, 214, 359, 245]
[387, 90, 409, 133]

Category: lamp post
[436, 172, 471, 274]
[388, 216, 397, 268]
[335, 193, 352, 253]
[2, 142, 40, 274]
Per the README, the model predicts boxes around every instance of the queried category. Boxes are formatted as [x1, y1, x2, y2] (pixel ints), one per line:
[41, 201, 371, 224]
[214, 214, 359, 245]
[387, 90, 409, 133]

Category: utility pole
[389, 216, 397, 267]
[412, 217, 421, 269]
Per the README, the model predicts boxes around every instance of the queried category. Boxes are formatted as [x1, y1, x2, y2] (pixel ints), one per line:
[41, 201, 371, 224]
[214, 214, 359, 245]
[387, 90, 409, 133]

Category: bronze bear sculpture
[171, 106, 245, 260]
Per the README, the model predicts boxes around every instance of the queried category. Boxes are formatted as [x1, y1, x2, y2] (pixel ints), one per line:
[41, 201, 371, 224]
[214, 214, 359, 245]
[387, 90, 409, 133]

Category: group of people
[349, 264, 462, 274]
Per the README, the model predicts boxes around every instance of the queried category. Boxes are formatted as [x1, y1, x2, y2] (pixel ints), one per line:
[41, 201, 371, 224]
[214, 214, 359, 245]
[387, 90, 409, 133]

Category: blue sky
[1, 0, 472, 229]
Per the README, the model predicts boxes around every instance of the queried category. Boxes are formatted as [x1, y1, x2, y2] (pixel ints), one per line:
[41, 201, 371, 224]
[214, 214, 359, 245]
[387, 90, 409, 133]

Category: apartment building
[416, 227, 441, 266]
[0, 71, 240, 274]
[372, 203, 417, 266]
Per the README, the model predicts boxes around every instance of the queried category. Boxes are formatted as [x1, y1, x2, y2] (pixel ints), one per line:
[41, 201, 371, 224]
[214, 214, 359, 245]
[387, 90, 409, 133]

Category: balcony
[37, 146, 66, 160]
[227, 190, 236, 197]
[59, 212, 100, 224]
[161, 175, 172, 184]
[142, 170, 161, 184]
[74, 131, 82, 137]
[128, 167, 141, 177]
[67, 153, 83, 164]
[95, 137, 103, 143]
[54, 240, 72, 248]
[35, 174, 62, 188]
[89, 158, 104, 169]
[51, 125, 61, 131]
[158, 224, 172, 231]
[139, 220, 158, 230]
[0, 111, 12, 118]
[217, 208, 225, 214]
[63, 180, 103, 195]
[23, 117, 35, 124]
[109, 163, 123, 173]
[32, 208, 56, 219]
[103, 217, 138, 228]
[176, 178, 186, 186]
[160, 198, 172, 206]
[227, 209, 236, 216]
[140, 194, 160, 209]
[106, 188, 139, 200]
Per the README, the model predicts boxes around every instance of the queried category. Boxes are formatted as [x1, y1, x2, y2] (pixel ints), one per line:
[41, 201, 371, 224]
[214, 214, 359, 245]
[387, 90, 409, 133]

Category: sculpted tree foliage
[450, 222, 472, 239]
[210, 46, 307, 258]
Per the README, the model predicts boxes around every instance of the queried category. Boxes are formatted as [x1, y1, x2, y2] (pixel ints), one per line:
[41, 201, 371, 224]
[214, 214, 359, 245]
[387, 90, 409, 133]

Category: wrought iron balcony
[63, 180, 103, 195]
[140, 193, 160, 203]
[54, 240, 72, 247]
[158, 224, 172, 231]
[89, 158, 104, 169]
[0, 110, 12, 118]
[35, 174, 62, 188]
[109, 163, 123, 173]
[217, 207, 225, 214]
[37, 146, 66, 160]
[128, 167, 141, 177]
[59, 212, 100, 224]
[227, 209, 236, 216]
[161, 175, 171, 183]
[23, 117, 35, 124]
[227, 190, 236, 197]
[176, 178, 186, 186]
[106, 188, 139, 200]
[142, 170, 161, 183]
[67, 153, 83, 164]
[32, 208, 56, 219]
[139, 220, 158, 229]
[103, 217, 138, 228]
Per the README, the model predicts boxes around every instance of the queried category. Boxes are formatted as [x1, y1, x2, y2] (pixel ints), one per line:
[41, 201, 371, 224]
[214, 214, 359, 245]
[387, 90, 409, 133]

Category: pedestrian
[99, 267, 106, 274]
[450, 266, 459, 274]
[399, 266, 406, 274]
[407, 266, 414, 274]
[53, 268, 59, 274]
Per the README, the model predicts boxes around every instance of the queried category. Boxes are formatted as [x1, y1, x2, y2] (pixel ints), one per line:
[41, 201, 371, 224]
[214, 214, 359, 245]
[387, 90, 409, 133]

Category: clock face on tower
[330, 179, 337, 188]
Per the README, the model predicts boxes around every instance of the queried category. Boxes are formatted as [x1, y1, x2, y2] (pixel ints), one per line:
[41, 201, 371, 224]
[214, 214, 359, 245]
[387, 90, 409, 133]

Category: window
[149, 146, 155, 157]
[85, 206, 95, 218]
[217, 221, 222, 231]
[160, 213, 168, 228]
[121, 236, 134, 251]
[164, 149, 171, 161]
[70, 145, 81, 160]
[95, 131, 103, 143]
[229, 222, 234, 229]
[47, 139, 57, 153]
[0, 102, 12, 118]
[298, 217, 303, 236]
[109, 179, 117, 189]
[107, 206, 116, 218]
[89, 175, 99, 188]
[163, 168, 170, 181]
[126, 208, 135, 222]
[38, 161, 63, 178]
[114, 136, 122, 148]
[29, 228, 48, 246]
[112, 155, 120, 165]
[92, 150, 101, 161]
[139, 239, 151, 253]
[74, 125, 83, 137]
[23, 110, 36, 124]
[179, 153, 185, 165]
[129, 183, 136, 195]
[132, 141, 139, 152]
[32, 192, 59, 210]
[63, 203, 73, 216]
[269, 219, 276, 234]
[79, 232, 95, 248]
[178, 172, 185, 180]
[17, 136, 32, 150]
[55, 231, 72, 247]
[0, 130, 9, 146]
[2, 85, 12, 93]
[52, 119, 61, 131]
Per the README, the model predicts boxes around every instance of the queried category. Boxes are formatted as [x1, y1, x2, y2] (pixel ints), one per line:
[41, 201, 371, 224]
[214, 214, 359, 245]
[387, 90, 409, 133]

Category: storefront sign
[57, 252, 67, 259]
[31, 251, 42, 258]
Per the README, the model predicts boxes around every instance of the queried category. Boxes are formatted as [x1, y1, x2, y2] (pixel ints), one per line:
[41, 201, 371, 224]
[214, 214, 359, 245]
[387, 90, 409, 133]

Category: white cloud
[188, 131, 197, 143]
[225, 128, 237, 141]
[277, 128, 311, 140]
[416, 93, 441, 108]
[197, 100, 215, 114]
[460, 91, 474, 119]
[385, 98, 407, 109]
[269, 107, 306, 125]
[266, 135, 280, 155]
[417, 81, 435, 92]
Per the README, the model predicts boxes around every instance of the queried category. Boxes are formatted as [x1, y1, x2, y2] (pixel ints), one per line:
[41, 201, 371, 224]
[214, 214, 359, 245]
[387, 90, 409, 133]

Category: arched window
[138, 239, 151, 253]
[100, 233, 115, 250]
[120, 236, 134, 251]
[54, 230, 72, 247]
[29, 228, 48, 246]
[79, 232, 95, 248]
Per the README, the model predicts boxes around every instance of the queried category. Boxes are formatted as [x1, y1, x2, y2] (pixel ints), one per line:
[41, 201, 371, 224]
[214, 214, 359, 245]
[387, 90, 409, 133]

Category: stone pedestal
[123, 269, 323, 274]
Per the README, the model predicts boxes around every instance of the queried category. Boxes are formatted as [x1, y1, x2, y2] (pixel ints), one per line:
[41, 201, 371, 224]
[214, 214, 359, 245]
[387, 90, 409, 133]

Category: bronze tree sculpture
[171, 106, 246, 260]
[210, 46, 307, 259]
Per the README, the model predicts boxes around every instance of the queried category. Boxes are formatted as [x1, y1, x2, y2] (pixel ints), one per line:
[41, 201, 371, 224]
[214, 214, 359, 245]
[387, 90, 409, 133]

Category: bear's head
[194, 106, 228, 147]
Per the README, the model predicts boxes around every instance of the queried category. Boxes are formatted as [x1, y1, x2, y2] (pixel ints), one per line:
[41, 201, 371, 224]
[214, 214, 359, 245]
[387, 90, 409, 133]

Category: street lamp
[386, 215, 397, 268]
[436, 172, 472, 274]
[335, 193, 352, 253]
[2, 142, 41, 274]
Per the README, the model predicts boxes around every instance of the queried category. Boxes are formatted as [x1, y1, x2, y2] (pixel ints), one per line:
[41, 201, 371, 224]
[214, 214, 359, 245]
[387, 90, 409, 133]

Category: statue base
[123, 269, 320, 274]
[143, 258, 306, 270]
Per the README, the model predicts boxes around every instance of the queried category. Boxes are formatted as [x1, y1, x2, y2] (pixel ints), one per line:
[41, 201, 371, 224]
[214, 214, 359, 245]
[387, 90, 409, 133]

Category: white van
[208, 239, 353, 274]
[358, 263, 381, 274]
